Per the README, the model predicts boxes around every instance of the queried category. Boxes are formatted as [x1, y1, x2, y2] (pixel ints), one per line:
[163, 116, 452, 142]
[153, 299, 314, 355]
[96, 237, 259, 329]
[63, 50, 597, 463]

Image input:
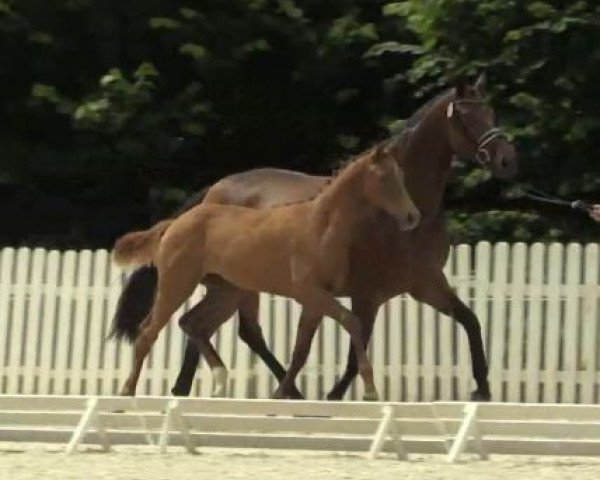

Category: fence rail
[0, 242, 599, 403]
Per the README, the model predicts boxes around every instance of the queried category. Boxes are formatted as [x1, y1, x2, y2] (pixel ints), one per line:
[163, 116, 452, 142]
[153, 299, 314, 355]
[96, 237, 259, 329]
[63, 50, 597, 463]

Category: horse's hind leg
[237, 293, 298, 395]
[178, 280, 244, 397]
[120, 268, 200, 396]
[326, 296, 379, 401]
[411, 271, 490, 401]
[171, 337, 199, 396]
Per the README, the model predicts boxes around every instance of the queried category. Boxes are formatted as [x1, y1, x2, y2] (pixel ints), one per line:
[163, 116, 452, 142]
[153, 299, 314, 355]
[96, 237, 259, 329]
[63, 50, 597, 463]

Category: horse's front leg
[411, 271, 490, 401]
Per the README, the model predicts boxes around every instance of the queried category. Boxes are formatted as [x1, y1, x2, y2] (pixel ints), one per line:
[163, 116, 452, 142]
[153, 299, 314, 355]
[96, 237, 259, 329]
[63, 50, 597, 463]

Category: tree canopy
[1, 0, 599, 248]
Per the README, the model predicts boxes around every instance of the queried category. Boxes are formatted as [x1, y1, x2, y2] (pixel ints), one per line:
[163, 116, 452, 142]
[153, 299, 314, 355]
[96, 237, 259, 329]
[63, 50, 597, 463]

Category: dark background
[1, 0, 598, 249]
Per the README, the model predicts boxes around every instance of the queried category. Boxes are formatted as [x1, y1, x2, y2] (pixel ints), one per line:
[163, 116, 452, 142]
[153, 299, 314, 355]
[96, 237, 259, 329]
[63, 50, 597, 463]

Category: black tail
[109, 265, 158, 343]
[109, 186, 210, 343]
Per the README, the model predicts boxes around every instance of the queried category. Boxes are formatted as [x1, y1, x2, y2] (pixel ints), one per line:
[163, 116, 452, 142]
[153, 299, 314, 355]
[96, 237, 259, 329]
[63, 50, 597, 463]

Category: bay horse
[113, 144, 420, 399]
[110, 74, 518, 401]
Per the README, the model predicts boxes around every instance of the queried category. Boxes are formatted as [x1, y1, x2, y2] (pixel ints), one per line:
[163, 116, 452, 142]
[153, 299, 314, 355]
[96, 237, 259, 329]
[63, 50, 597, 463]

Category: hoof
[471, 389, 491, 402]
[325, 387, 344, 401]
[271, 387, 285, 400]
[271, 385, 303, 400]
[171, 388, 190, 397]
[211, 366, 229, 398]
[362, 390, 379, 402]
[119, 387, 135, 397]
[286, 387, 305, 400]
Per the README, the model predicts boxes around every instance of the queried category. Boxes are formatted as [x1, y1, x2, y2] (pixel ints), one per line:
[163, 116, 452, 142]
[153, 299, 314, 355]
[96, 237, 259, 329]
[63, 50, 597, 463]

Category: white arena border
[1, 395, 600, 463]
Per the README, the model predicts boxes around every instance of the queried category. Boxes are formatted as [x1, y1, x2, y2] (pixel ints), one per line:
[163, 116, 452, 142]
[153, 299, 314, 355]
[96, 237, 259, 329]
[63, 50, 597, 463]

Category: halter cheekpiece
[449, 99, 507, 166]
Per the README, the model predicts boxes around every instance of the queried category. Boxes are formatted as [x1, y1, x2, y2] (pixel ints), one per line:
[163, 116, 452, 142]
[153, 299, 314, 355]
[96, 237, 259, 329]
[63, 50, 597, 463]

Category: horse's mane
[272, 90, 453, 209]
[404, 88, 454, 129]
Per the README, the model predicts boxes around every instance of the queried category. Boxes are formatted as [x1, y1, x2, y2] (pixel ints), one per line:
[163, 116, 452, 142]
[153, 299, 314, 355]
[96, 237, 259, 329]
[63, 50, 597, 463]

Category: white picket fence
[0, 242, 599, 403]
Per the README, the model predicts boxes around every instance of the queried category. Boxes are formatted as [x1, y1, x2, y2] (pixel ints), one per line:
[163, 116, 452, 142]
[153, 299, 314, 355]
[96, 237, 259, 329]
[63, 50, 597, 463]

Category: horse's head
[364, 144, 421, 231]
[446, 74, 518, 180]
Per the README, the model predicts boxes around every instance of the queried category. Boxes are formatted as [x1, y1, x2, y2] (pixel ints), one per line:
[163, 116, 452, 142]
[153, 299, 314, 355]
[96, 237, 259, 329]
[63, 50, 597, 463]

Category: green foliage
[391, 0, 600, 242]
[0, 0, 598, 247]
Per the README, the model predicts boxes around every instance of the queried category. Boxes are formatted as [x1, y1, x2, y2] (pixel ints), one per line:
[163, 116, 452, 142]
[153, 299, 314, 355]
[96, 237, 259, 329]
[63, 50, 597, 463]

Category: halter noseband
[448, 99, 506, 166]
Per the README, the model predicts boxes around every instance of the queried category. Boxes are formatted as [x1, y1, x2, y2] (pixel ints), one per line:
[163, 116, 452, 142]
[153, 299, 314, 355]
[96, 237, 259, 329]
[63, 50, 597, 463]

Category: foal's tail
[109, 186, 210, 344]
[112, 219, 173, 267]
[108, 265, 158, 342]
[108, 220, 171, 343]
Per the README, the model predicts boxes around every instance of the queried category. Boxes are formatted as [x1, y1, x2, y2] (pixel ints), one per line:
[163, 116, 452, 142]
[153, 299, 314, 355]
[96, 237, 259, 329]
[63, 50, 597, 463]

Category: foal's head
[446, 74, 518, 180]
[362, 145, 420, 231]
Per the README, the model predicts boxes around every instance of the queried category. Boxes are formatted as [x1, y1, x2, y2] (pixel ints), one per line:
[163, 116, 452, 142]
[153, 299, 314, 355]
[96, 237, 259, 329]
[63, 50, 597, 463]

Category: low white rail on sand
[1, 395, 599, 463]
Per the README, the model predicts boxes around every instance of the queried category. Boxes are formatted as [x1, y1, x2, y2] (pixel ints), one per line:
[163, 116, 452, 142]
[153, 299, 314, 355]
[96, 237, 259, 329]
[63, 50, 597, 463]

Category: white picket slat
[86, 250, 109, 395]
[544, 243, 563, 402]
[439, 248, 454, 400]
[256, 293, 274, 398]
[38, 251, 60, 395]
[104, 260, 124, 395]
[7, 248, 30, 393]
[70, 250, 92, 394]
[387, 297, 402, 402]
[371, 303, 386, 401]
[507, 243, 526, 402]
[187, 285, 205, 396]
[455, 244, 472, 399]
[0, 248, 15, 390]
[404, 296, 419, 401]
[562, 243, 582, 403]
[581, 244, 599, 403]
[421, 303, 436, 401]
[234, 313, 252, 399]
[53, 251, 77, 394]
[525, 243, 545, 403]
[489, 243, 509, 400]
[22, 248, 46, 394]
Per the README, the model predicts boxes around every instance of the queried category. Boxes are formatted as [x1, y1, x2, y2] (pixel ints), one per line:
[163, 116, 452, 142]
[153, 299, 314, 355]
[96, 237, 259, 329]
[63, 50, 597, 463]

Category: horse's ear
[474, 72, 487, 95]
[454, 77, 469, 98]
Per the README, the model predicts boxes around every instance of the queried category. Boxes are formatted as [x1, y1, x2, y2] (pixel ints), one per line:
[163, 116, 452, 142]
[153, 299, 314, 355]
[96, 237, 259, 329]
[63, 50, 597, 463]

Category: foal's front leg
[301, 289, 379, 401]
[272, 308, 320, 399]
[326, 296, 379, 401]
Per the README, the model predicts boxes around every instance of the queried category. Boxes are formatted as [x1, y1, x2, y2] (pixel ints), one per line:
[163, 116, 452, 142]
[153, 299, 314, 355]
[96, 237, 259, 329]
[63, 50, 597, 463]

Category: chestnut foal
[113, 144, 420, 400]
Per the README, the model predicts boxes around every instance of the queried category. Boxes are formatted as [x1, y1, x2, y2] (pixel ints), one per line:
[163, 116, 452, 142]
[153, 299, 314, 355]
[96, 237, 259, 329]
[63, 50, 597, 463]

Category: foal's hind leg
[411, 272, 490, 401]
[178, 280, 244, 397]
[172, 278, 246, 396]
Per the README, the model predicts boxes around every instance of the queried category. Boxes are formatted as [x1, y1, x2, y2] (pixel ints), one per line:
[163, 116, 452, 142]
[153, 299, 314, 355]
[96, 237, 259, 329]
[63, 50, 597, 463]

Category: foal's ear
[371, 144, 386, 163]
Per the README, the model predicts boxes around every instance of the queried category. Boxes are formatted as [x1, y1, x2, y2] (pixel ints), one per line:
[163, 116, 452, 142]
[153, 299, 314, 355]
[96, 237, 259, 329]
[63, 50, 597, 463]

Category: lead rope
[521, 187, 592, 213]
